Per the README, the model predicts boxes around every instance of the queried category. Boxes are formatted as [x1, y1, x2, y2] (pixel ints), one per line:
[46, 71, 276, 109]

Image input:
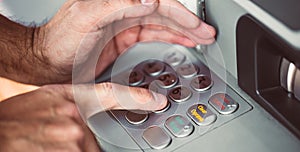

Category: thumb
[60, 83, 167, 118]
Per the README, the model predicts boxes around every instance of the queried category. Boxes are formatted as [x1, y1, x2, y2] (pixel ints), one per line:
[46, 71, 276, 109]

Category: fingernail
[151, 92, 167, 108]
[141, 0, 156, 5]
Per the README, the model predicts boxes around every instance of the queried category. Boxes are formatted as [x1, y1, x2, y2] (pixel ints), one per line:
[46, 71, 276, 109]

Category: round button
[156, 73, 178, 88]
[125, 111, 149, 125]
[139, 83, 149, 89]
[163, 51, 186, 66]
[176, 64, 199, 78]
[143, 60, 165, 76]
[129, 70, 144, 86]
[168, 86, 192, 103]
[190, 75, 213, 91]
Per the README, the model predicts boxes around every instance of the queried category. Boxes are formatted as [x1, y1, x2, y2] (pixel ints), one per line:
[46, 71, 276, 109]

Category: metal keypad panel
[91, 44, 252, 151]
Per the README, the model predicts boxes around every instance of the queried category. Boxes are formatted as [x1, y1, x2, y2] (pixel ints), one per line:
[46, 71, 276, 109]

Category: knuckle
[2, 139, 27, 151]
[97, 82, 113, 97]
[43, 119, 84, 140]
[65, 124, 84, 139]
[39, 85, 63, 97]
[102, 0, 112, 8]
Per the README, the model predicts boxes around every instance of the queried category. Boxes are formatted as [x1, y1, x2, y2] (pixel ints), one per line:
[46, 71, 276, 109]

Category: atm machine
[88, 0, 300, 151]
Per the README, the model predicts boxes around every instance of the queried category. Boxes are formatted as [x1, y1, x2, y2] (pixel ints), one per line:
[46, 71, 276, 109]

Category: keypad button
[163, 51, 186, 66]
[176, 64, 198, 78]
[125, 111, 148, 125]
[209, 93, 239, 115]
[129, 70, 144, 86]
[190, 75, 213, 91]
[168, 86, 192, 103]
[143, 60, 165, 76]
[143, 126, 171, 149]
[165, 115, 194, 138]
[156, 73, 178, 88]
[187, 104, 217, 126]
[139, 83, 149, 89]
[154, 100, 171, 114]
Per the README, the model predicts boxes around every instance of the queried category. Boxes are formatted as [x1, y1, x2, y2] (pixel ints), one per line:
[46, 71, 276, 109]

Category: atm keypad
[102, 50, 252, 151]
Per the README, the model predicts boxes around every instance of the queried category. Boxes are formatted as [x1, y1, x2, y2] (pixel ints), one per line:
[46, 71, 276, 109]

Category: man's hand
[39, 0, 216, 83]
[0, 0, 215, 85]
[0, 83, 167, 151]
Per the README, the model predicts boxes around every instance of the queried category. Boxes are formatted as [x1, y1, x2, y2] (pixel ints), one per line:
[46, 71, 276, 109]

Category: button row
[126, 93, 238, 150]
[143, 115, 194, 150]
[125, 93, 238, 125]
[128, 60, 203, 87]
[129, 73, 213, 93]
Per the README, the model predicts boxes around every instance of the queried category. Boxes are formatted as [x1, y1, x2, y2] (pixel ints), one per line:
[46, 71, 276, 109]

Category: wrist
[30, 25, 72, 85]
[0, 15, 70, 85]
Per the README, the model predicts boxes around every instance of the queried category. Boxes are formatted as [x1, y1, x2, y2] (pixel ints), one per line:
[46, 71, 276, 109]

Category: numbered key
[156, 73, 178, 88]
[168, 86, 192, 103]
[190, 75, 213, 91]
[128, 70, 144, 86]
[176, 64, 199, 78]
[163, 51, 186, 66]
[143, 60, 165, 76]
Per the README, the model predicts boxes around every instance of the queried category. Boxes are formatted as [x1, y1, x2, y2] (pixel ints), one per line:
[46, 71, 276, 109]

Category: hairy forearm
[0, 15, 59, 85]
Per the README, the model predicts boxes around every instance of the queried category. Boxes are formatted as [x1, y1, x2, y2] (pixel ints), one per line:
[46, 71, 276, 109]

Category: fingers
[38, 117, 84, 142]
[140, 12, 216, 44]
[55, 83, 167, 118]
[0, 87, 80, 120]
[0, 86, 100, 152]
[156, 0, 216, 44]
[158, 0, 201, 29]
[0, 118, 84, 152]
[97, 83, 167, 111]
[82, 122, 101, 152]
[138, 27, 196, 47]
[70, 0, 158, 31]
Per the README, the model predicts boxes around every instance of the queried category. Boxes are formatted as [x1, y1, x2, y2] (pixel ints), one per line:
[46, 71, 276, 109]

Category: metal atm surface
[93, 0, 300, 151]
[2, 0, 299, 151]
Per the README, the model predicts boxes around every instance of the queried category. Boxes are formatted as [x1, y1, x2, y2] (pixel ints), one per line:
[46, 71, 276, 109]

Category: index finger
[56, 83, 168, 119]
